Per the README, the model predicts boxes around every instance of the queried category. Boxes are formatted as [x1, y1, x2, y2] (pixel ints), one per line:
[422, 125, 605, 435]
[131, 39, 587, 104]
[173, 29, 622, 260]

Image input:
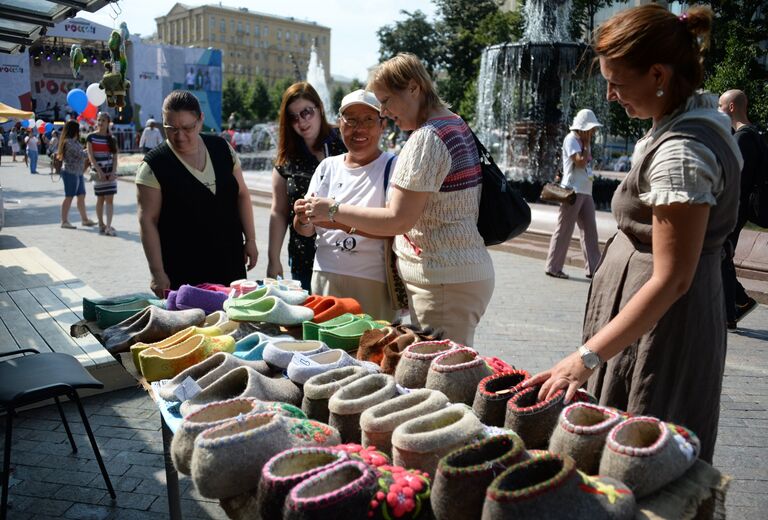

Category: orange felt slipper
[312, 297, 363, 323]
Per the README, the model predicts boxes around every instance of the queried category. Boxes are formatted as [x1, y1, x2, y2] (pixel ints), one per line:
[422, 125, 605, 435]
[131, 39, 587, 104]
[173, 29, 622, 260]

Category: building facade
[155, 3, 331, 86]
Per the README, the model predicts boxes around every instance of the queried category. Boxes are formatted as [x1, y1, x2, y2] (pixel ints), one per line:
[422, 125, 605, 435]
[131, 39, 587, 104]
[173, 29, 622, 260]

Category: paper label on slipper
[292, 352, 319, 367]
[174, 376, 203, 402]
[396, 384, 411, 395]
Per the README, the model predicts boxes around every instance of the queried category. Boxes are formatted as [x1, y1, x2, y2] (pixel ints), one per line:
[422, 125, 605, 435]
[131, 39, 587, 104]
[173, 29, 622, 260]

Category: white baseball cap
[339, 89, 381, 114]
[570, 109, 602, 131]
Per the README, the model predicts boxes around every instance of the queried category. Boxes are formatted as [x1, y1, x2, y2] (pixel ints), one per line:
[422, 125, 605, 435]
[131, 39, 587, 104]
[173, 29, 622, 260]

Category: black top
[275, 128, 346, 276]
[734, 124, 768, 226]
[144, 134, 246, 289]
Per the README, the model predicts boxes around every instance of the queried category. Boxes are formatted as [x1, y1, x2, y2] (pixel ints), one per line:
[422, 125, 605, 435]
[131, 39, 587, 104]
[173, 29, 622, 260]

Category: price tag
[291, 352, 318, 367]
[173, 377, 203, 402]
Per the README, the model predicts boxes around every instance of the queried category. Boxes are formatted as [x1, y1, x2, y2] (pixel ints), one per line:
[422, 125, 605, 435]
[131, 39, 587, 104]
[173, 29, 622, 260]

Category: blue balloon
[67, 89, 88, 113]
[20, 119, 29, 128]
[45, 122, 54, 133]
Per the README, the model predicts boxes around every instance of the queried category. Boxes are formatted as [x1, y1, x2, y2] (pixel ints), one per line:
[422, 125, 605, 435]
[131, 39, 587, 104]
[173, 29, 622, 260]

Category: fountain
[475, 0, 606, 182]
[306, 42, 335, 122]
[242, 122, 279, 171]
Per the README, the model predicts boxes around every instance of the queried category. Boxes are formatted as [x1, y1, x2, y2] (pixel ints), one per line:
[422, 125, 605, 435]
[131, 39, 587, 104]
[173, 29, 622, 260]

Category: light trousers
[311, 270, 395, 322]
[404, 275, 495, 348]
[546, 193, 602, 276]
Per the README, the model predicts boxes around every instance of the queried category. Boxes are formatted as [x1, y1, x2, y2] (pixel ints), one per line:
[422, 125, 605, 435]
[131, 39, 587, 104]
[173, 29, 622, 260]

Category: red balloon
[81, 103, 97, 119]
[38, 124, 46, 134]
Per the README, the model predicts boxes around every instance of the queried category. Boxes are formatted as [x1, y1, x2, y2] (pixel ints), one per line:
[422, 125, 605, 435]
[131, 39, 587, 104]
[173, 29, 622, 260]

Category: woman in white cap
[545, 108, 603, 279]
[294, 90, 396, 320]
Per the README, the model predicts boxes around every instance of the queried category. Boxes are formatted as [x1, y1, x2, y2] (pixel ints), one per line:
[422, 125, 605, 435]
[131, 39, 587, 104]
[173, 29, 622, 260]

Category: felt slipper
[303, 313, 370, 341]
[226, 296, 314, 325]
[318, 319, 387, 352]
[425, 347, 493, 405]
[176, 284, 229, 314]
[83, 292, 156, 321]
[262, 340, 329, 370]
[286, 348, 380, 385]
[328, 373, 398, 443]
[139, 334, 236, 382]
[102, 307, 206, 354]
[395, 339, 462, 389]
[95, 298, 164, 329]
[224, 285, 309, 308]
[472, 370, 531, 427]
[503, 383, 566, 449]
[301, 366, 370, 422]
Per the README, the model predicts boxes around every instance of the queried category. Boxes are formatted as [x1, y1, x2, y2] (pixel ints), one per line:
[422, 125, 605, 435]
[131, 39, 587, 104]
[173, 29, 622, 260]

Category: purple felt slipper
[176, 284, 229, 314]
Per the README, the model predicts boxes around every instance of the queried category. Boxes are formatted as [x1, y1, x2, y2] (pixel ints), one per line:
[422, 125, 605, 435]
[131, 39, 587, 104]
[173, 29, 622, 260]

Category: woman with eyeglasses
[135, 90, 258, 296]
[87, 112, 119, 236]
[293, 90, 396, 320]
[302, 54, 494, 346]
[268, 82, 347, 291]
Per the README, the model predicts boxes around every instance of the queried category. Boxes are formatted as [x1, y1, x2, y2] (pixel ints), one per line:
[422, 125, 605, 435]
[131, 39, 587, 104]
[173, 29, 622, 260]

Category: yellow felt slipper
[139, 334, 236, 382]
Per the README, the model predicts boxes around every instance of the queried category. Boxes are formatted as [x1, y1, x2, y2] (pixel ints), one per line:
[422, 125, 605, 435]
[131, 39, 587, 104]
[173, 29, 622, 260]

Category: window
[254, 51, 259, 60]
[277, 29, 281, 40]
[264, 26, 269, 37]
[254, 24, 260, 37]
[230, 20, 235, 32]
[238, 21, 242, 33]
[211, 34, 216, 42]
[285, 30, 290, 41]
[220, 18, 225, 33]
[210, 16, 215, 29]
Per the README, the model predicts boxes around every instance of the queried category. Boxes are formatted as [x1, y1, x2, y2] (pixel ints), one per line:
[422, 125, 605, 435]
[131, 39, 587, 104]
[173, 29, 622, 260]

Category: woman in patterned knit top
[86, 112, 119, 236]
[302, 53, 494, 346]
[268, 82, 346, 290]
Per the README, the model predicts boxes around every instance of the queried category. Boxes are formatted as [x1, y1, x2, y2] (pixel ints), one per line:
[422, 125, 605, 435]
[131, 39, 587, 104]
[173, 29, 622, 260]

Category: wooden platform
[0, 247, 136, 394]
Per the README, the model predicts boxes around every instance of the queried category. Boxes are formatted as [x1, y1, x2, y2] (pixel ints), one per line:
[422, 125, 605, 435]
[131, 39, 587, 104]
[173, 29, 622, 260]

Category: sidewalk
[0, 160, 766, 519]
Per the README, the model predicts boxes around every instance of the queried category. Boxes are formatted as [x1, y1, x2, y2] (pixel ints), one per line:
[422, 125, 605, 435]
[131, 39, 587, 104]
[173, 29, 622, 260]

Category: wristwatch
[328, 200, 341, 222]
[578, 345, 602, 370]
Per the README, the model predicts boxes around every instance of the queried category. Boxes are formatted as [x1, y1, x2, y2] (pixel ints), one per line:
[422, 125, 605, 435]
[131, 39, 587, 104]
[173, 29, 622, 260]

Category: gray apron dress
[585, 122, 741, 463]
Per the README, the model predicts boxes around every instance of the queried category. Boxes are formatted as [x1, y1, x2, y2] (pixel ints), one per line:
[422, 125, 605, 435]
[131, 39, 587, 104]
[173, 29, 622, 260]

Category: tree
[222, 78, 244, 125]
[248, 76, 271, 122]
[569, 1, 614, 42]
[331, 85, 345, 114]
[349, 78, 363, 92]
[377, 10, 441, 75]
[268, 78, 294, 120]
[608, 102, 647, 154]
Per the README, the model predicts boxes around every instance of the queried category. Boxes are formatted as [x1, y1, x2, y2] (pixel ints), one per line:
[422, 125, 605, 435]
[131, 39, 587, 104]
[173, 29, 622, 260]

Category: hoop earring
[656, 89, 664, 98]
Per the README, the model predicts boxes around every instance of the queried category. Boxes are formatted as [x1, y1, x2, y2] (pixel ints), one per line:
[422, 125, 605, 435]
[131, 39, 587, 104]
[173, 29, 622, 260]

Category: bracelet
[349, 227, 356, 235]
[328, 201, 341, 222]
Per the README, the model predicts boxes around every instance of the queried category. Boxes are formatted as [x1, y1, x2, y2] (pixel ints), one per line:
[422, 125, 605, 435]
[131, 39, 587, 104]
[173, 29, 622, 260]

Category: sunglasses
[289, 106, 317, 124]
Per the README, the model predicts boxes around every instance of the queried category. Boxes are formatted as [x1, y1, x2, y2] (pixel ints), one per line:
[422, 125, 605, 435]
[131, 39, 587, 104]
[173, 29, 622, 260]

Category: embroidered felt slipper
[425, 347, 493, 405]
[255, 447, 349, 520]
[432, 433, 527, 520]
[548, 403, 627, 474]
[391, 403, 485, 477]
[472, 370, 531, 427]
[360, 389, 450, 457]
[179, 366, 302, 417]
[83, 292, 157, 321]
[301, 366, 370, 422]
[175, 284, 229, 314]
[369, 463, 432, 520]
[224, 284, 309, 308]
[318, 319, 387, 352]
[303, 313, 371, 341]
[262, 339, 329, 370]
[95, 298, 164, 329]
[379, 325, 442, 375]
[503, 383, 567, 449]
[599, 416, 700, 498]
[287, 349, 380, 385]
[394, 339, 462, 389]
[130, 321, 240, 372]
[283, 460, 379, 520]
[158, 352, 269, 401]
[171, 397, 304, 475]
[226, 295, 315, 325]
[330, 443, 391, 469]
[102, 306, 206, 354]
[328, 373, 399, 443]
[139, 334, 236, 382]
[482, 452, 635, 520]
[190, 412, 340, 499]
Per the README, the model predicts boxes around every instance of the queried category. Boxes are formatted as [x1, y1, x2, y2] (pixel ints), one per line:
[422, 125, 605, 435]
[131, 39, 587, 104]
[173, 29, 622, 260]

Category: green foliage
[268, 78, 294, 120]
[608, 102, 648, 153]
[249, 76, 271, 122]
[697, 1, 768, 125]
[569, 0, 614, 41]
[349, 78, 363, 91]
[332, 85, 345, 114]
[377, 10, 441, 75]
[222, 78, 244, 124]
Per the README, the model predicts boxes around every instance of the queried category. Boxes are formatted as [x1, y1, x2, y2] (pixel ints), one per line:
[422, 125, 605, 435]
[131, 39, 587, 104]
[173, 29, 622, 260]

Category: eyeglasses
[163, 120, 199, 135]
[288, 106, 316, 124]
[339, 114, 382, 129]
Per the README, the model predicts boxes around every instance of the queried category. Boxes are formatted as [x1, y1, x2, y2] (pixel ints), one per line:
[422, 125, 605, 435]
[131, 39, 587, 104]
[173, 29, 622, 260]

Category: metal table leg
[161, 414, 182, 520]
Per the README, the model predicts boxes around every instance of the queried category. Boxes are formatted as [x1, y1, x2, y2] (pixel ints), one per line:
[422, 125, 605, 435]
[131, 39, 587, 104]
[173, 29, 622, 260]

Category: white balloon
[35, 119, 44, 127]
[28, 118, 35, 127]
[86, 83, 107, 107]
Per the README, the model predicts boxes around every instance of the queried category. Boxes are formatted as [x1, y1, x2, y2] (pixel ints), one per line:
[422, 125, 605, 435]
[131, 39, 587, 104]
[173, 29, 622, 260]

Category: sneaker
[545, 271, 569, 279]
[61, 221, 76, 229]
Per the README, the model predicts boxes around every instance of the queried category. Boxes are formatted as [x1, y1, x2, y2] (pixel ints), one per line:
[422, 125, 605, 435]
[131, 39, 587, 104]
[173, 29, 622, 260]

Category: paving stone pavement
[0, 160, 766, 519]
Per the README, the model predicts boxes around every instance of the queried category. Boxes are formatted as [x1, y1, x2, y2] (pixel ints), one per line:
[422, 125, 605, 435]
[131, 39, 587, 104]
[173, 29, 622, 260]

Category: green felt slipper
[95, 298, 165, 328]
[318, 319, 387, 352]
[83, 292, 156, 321]
[302, 313, 371, 341]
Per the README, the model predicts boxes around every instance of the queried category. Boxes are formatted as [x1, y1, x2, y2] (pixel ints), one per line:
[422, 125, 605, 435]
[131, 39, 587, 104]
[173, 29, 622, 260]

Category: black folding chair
[0, 349, 115, 520]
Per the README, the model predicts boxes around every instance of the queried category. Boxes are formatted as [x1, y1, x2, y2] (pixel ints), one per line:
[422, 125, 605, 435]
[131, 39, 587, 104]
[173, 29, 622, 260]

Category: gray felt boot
[391, 403, 484, 477]
[425, 347, 493, 405]
[432, 433, 528, 520]
[190, 412, 340, 499]
[360, 388, 450, 456]
[472, 370, 531, 426]
[599, 416, 700, 498]
[504, 383, 566, 449]
[301, 366, 369, 423]
[394, 339, 460, 389]
[548, 402, 626, 474]
[327, 373, 398, 443]
[481, 452, 636, 519]
[179, 366, 301, 417]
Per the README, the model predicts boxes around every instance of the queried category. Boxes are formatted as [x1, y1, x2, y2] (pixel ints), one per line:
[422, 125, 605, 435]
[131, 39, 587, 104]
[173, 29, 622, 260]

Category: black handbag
[471, 131, 532, 246]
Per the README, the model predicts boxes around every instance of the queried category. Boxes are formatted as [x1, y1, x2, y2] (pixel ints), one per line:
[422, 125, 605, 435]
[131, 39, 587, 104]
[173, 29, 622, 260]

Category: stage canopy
[0, 101, 34, 119]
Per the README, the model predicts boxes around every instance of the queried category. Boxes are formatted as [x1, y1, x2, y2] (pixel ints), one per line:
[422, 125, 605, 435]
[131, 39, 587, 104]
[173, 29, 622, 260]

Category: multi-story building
[155, 3, 331, 85]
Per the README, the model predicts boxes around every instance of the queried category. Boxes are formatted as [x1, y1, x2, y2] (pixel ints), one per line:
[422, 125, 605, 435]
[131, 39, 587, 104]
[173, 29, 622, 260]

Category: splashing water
[306, 43, 335, 123]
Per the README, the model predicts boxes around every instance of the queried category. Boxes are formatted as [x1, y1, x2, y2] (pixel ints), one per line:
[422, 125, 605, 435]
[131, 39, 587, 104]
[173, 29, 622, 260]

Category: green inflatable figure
[70, 44, 84, 78]
[101, 26, 131, 109]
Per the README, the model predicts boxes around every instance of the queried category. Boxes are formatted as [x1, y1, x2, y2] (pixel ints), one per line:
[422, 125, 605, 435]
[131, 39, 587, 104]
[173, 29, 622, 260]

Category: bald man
[718, 89, 767, 328]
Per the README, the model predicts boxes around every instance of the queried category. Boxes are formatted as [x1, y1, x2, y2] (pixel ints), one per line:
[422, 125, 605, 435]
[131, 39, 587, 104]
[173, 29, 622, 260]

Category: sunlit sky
[77, 0, 439, 81]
